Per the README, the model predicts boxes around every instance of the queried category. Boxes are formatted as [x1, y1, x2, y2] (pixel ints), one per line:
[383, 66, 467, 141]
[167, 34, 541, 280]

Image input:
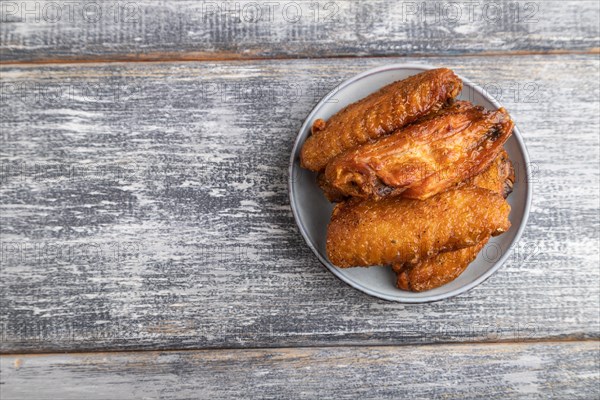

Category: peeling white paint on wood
[1, 342, 598, 399]
[0, 1, 598, 62]
[0, 0, 599, 396]
[0, 55, 598, 353]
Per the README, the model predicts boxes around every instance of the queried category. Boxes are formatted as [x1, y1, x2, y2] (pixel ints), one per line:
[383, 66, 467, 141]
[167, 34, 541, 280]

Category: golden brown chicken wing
[392, 151, 514, 291]
[326, 187, 511, 268]
[393, 241, 487, 292]
[316, 101, 467, 203]
[300, 68, 462, 172]
[317, 171, 347, 203]
[323, 102, 514, 200]
[463, 149, 514, 198]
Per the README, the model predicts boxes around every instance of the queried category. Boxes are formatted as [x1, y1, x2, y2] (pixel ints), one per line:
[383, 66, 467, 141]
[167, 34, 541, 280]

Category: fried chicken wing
[393, 241, 487, 292]
[326, 187, 511, 268]
[300, 68, 462, 172]
[464, 149, 514, 197]
[392, 151, 514, 291]
[317, 101, 467, 203]
[402, 108, 514, 200]
[323, 102, 514, 200]
[317, 171, 348, 203]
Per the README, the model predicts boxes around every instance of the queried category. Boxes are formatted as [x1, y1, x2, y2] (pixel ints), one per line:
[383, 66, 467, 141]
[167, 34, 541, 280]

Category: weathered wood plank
[1, 55, 599, 352]
[1, 341, 599, 399]
[1, 0, 599, 63]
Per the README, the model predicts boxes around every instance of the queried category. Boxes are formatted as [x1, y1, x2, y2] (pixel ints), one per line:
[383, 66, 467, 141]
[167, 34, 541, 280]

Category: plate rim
[288, 63, 533, 303]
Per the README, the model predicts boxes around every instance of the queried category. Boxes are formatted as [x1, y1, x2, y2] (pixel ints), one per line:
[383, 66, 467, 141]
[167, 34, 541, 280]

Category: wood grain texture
[1, 55, 599, 353]
[1, 341, 599, 399]
[1, 0, 599, 63]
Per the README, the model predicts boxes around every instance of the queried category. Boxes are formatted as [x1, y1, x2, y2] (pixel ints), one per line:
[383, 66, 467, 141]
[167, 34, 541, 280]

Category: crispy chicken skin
[392, 151, 514, 291]
[300, 68, 462, 172]
[317, 171, 348, 203]
[393, 241, 487, 292]
[326, 187, 511, 268]
[464, 149, 514, 197]
[323, 102, 514, 200]
[402, 108, 513, 200]
[317, 101, 468, 203]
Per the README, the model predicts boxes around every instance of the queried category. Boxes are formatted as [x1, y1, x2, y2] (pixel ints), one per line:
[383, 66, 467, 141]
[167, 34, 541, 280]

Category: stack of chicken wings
[300, 68, 515, 292]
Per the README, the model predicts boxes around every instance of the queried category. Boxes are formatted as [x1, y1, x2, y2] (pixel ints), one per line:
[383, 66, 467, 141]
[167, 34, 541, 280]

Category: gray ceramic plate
[289, 64, 532, 303]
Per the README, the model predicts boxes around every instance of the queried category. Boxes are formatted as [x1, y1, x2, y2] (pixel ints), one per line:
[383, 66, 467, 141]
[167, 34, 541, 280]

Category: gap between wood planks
[1, 337, 598, 357]
[1, 48, 598, 66]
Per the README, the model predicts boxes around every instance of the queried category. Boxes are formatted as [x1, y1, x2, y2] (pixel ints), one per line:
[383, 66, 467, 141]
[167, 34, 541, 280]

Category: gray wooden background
[0, 1, 599, 399]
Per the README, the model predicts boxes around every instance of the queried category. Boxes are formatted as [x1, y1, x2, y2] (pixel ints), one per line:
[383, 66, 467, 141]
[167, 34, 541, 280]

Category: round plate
[289, 64, 532, 303]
